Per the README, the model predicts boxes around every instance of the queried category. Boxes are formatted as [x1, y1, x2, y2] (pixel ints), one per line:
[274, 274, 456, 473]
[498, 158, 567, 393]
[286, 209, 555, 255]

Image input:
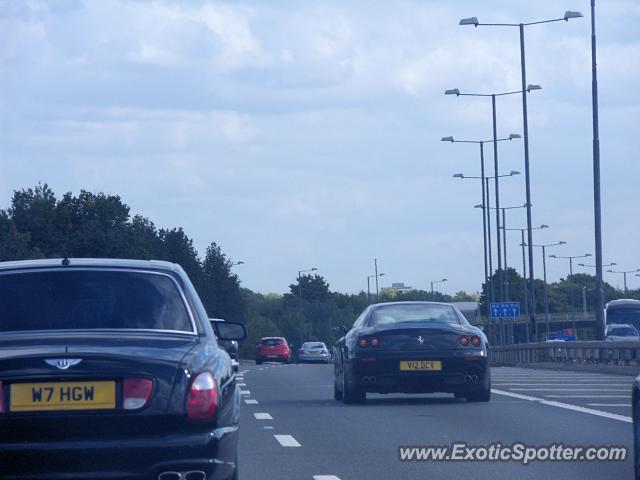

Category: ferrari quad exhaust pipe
[159, 471, 206, 480]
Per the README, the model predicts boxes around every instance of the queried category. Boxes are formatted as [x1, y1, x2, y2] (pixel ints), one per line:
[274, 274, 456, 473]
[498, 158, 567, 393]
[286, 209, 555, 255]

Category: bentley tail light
[187, 372, 219, 420]
[122, 378, 153, 410]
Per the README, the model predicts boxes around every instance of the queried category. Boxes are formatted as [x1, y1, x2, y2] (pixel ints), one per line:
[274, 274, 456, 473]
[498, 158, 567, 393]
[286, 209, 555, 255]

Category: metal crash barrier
[491, 341, 640, 367]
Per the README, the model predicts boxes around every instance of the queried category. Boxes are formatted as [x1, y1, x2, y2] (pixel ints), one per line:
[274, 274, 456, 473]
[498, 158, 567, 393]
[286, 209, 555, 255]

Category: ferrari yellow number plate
[10, 381, 116, 412]
[400, 360, 442, 371]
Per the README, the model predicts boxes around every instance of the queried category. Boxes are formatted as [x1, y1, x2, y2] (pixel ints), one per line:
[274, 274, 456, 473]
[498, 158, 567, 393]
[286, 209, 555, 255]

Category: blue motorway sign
[490, 302, 521, 318]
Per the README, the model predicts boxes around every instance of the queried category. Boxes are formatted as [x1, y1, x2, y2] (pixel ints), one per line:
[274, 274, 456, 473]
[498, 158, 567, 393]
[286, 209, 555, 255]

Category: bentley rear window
[0, 269, 193, 333]
[372, 304, 461, 326]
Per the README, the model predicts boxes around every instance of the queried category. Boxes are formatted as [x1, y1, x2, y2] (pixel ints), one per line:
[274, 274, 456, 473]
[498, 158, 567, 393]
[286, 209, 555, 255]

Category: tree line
[1, 185, 635, 357]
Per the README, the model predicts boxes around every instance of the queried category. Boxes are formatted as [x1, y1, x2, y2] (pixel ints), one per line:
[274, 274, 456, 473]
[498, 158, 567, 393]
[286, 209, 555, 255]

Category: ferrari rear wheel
[342, 364, 365, 404]
[334, 377, 343, 400]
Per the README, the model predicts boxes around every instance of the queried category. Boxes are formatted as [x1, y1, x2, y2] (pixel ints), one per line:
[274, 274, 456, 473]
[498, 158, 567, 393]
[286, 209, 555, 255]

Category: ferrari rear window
[372, 304, 461, 326]
[0, 269, 193, 333]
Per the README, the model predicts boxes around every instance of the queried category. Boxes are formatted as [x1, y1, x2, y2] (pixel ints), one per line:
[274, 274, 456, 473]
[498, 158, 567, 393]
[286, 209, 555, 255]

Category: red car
[256, 337, 293, 364]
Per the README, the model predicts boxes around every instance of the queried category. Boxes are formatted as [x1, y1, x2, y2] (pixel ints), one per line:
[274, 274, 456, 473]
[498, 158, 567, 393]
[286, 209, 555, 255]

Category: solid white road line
[491, 389, 632, 423]
[274, 435, 301, 447]
[544, 395, 629, 398]
[587, 403, 630, 407]
[244, 399, 259, 405]
[313, 476, 341, 480]
[495, 383, 630, 387]
[510, 388, 630, 392]
[254, 413, 273, 420]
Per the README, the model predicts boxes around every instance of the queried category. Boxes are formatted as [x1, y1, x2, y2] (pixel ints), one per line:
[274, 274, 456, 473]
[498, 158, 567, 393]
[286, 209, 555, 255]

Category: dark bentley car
[0, 258, 247, 480]
[333, 301, 490, 404]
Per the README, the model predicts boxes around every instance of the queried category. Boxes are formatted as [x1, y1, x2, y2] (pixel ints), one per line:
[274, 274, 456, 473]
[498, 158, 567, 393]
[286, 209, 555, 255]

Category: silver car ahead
[605, 323, 640, 341]
[298, 342, 330, 363]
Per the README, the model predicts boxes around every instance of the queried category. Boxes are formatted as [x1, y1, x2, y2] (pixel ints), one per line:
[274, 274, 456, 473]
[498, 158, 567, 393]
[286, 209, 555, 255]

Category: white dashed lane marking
[244, 399, 259, 405]
[240, 390, 251, 396]
[274, 435, 301, 447]
[313, 476, 341, 480]
[254, 413, 273, 420]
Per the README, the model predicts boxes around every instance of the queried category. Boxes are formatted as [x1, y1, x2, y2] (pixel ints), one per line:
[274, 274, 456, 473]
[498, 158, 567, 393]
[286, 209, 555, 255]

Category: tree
[288, 274, 331, 303]
[200, 242, 245, 322]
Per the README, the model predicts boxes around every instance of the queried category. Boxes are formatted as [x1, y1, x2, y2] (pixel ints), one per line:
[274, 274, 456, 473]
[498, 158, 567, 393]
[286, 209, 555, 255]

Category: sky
[1, 0, 639, 295]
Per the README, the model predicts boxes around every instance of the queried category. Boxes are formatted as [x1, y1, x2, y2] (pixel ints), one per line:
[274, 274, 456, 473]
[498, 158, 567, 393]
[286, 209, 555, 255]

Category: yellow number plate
[400, 360, 442, 371]
[10, 381, 116, 412]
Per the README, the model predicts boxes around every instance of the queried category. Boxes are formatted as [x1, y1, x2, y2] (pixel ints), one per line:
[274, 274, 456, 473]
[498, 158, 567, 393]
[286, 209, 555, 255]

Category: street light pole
[443, 134, 520, 320]
[607, 269, 640, 296]
[491, 94, 503, 301]
[459, 8, 583, 343]
[527, 241, 567, 340]
[431, 278, 448, 295]
[548, 253, 591, 337]
[590, 0, 604, 340]
[374, 258, 379, 302]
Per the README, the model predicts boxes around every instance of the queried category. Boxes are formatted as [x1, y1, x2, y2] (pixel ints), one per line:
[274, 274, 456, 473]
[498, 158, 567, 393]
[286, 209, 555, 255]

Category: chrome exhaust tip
[158, 473, 181, 480]
[463, 374, 472, 383]
[158, 471, 206, 480]
[471, 374, 478, 382]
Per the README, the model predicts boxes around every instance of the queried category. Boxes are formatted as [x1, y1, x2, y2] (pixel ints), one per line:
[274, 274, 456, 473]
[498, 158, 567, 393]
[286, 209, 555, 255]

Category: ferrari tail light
[458, 335, 470, 346]
[123, 378, 153, 410]
[358, 336, 380, 348]
[470, 335, 482, 347]
[187, 372, 219, 420]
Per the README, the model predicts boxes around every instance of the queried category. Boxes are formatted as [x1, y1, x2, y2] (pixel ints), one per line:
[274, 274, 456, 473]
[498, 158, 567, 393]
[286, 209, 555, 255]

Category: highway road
[237, 363, 633, 479]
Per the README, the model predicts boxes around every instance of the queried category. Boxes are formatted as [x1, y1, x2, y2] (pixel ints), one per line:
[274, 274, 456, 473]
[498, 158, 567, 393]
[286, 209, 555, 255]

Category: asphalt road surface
[237, 363, 633, 480]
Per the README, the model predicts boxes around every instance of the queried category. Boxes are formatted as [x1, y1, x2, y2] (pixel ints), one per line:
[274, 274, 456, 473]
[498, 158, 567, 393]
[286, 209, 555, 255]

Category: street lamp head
[474, 204, 483, 209]
[564, 11, 584, 21]
[509, 170, 520, 176]
[559, 241, 567, 245]
[549, 254, 557, 258]
[311, 267, 318, 271]
[578, 263, 585, 267]
[527, 84, 542, 92]
[540, 224, 549, 229]
[459, 16, 479, 26]
[453, 173, 464, 178]
[444, 88, 460, 96]
[606, 269, 613, 273]
[442, 278, 448, 282]
[585, 253, 592, 257]
[611, 262, 618, 266]
[236, 261, 245, 265]
[441, 136, 454, 142]
[509, 133, 521, 140]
